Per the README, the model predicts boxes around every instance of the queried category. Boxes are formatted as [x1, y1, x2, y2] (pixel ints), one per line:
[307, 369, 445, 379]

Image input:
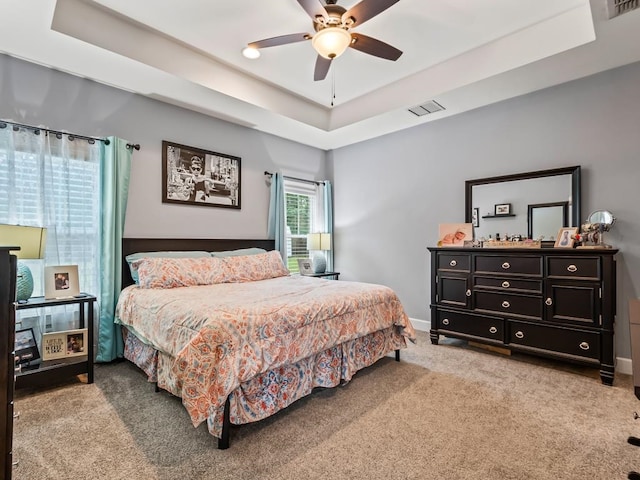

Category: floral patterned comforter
[115, 275, 415, 435]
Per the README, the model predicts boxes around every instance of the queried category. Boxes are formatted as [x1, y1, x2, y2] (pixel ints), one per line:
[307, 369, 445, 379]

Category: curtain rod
[264, 171, 324, 185]
[0, 120, 141, 151]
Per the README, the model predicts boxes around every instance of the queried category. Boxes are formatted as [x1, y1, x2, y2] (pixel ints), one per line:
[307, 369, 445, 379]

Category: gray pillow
[210, 248, 267, 258]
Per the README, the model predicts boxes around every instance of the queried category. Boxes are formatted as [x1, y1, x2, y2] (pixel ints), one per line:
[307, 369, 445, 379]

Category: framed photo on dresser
[554, 227, 579, 248]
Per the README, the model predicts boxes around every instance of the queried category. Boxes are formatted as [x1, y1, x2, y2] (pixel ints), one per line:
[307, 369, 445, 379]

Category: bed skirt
[123, 325, 407, 438]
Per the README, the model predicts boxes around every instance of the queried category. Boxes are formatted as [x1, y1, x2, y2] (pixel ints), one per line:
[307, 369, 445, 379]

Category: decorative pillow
[126, 251, 210, 284]
[210, 247, 267, 258]
[219, 250, 289, 283]
[135, 257, 225, 289]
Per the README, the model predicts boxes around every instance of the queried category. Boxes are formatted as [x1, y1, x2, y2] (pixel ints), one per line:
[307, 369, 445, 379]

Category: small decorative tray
[482, 240, 541, 249]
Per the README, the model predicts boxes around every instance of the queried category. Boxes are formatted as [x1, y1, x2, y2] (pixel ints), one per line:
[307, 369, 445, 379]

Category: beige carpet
[12, 331, 640, 480]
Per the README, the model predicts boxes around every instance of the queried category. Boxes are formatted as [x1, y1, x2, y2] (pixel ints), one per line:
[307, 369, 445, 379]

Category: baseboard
[409, 317, 429, 332]
[407, 317, 632, 375]
[617, 356, 632, 376]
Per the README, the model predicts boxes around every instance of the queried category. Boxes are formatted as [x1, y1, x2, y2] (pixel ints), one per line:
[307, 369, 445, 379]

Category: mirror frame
[465, 166, 581, 234]
[527, 201, 568, 239]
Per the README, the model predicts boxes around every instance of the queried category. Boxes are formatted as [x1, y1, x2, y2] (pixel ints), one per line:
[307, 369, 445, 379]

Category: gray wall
[3, 52, 639, 361]
[330, 61, 640, 360]
[0, 54, 326, 239]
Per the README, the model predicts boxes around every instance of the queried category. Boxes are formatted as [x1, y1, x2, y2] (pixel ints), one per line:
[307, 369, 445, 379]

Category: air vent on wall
[408, 100, 445, 117]
[607, 0, 639, 18]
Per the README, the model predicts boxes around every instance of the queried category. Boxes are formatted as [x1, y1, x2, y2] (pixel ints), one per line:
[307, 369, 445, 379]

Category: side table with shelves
[15, 294, 95, 389]
[304, 271, 340, 280]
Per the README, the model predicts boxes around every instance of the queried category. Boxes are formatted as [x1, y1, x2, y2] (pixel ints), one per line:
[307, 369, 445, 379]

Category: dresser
[1, 247, 18, 479]
[428, 247, 618, 385]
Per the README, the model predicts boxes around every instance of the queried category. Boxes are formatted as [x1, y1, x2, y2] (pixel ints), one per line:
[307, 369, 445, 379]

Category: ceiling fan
[245, 0, 403, 81]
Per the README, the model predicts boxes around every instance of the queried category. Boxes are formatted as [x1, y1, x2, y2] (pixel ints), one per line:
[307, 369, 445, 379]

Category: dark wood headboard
[121, 238, 275, 288]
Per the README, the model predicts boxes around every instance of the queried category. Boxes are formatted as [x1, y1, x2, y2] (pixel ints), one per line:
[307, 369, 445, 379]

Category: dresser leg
[430, 331, 439, 345]
[628, 471, 640, 479]
[600, 366, 614, 386]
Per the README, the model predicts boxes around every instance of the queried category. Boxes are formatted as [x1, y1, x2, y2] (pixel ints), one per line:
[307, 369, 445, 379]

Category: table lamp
[0, 224, 47, 302]
[307, 232, 331, 274]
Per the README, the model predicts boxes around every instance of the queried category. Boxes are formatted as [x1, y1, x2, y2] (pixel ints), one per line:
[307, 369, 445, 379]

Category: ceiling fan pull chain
[331, 69, 336, 107]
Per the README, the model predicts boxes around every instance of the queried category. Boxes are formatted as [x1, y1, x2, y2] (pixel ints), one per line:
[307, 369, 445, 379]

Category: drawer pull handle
[567, 264, 578, 273]
[579, 342, 590, 351]
[449, 260, 457, 267]
[502, 262, 511, 270]
[515, 331, 524, 339]
[466, 289, 472, 297]
[545, 298, 553, 306]
[442, 318, 450, 326]
[489, 326, 498, 334]
[501, 281, 510, 288]
[501, 300, 510, 309]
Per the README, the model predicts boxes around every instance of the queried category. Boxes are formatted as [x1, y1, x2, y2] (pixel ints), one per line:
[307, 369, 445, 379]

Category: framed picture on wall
[472, 208, 479, 227]
[161, 140, 241, 209]
[494, 203, 512, 215]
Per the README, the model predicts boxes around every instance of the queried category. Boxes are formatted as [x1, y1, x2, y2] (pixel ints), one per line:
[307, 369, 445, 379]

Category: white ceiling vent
[408, 100, 445, 117]
[607, 0, 639, 18]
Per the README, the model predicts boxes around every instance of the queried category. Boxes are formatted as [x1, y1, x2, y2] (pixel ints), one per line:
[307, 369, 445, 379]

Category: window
[0, 128, 101, 297]
[284, 179, 325, 273]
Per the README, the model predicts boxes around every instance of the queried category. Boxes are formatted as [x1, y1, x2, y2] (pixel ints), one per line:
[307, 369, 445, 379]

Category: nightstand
[15, 294, 95, 389]
[304, 272, 340, 280]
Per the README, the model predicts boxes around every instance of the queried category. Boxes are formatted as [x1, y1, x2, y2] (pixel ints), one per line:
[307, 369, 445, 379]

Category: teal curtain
[96, 137, 132, 362]
[323, 180, 334, 272]
[267, 173, 286, 260]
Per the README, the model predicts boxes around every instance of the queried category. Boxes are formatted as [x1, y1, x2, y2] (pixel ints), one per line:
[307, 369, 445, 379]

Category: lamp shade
[0, 224, 47, 302]
[0, 224, 47, 259]
[312, 27, 352, 59]
[307, 233, 331, 251]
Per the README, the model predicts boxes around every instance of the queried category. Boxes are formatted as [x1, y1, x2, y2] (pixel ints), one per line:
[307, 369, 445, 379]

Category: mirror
[587, 210, 615, 226]
[465, 166, 581, 241]
[579, 210, 616, 248]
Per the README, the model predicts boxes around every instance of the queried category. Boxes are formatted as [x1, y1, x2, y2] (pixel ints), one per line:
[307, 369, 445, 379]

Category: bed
[116, 238, 416, 449]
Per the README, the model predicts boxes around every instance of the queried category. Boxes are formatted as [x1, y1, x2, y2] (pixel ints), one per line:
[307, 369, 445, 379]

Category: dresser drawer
[508, 321, 600, 361]
[437, 253, 470, 272]
[474, 276, 542, 294]
[474, 255, 542, 277]
[474, 291, 543, 319]
[547, 257, 600, 280]
[436, 309, 504, 342]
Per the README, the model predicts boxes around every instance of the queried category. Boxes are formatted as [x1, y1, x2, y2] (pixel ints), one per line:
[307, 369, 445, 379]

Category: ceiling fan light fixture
[312, 27, 351, 59]
[242, 46, 261, 59]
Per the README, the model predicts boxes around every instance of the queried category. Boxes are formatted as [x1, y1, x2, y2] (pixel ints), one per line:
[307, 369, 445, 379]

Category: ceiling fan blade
[314, 55, 332, 81]
[349, 33, 402, 61]
[297, 0, 328, 21]
[248, 33, 311, 49]
[342, 0, 400, 27]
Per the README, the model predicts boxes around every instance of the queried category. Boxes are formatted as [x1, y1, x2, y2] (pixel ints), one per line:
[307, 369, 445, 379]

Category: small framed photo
[472, 207, 479, 227]
[554, 227, 579, 248]
[297, 258, 314, 275]
[438, 223, 474, 247]
[45, 265, 80, 299]
[495, 203, 512, 216]
[42, 328, 88, 361]
[15, 328, 40, 364]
